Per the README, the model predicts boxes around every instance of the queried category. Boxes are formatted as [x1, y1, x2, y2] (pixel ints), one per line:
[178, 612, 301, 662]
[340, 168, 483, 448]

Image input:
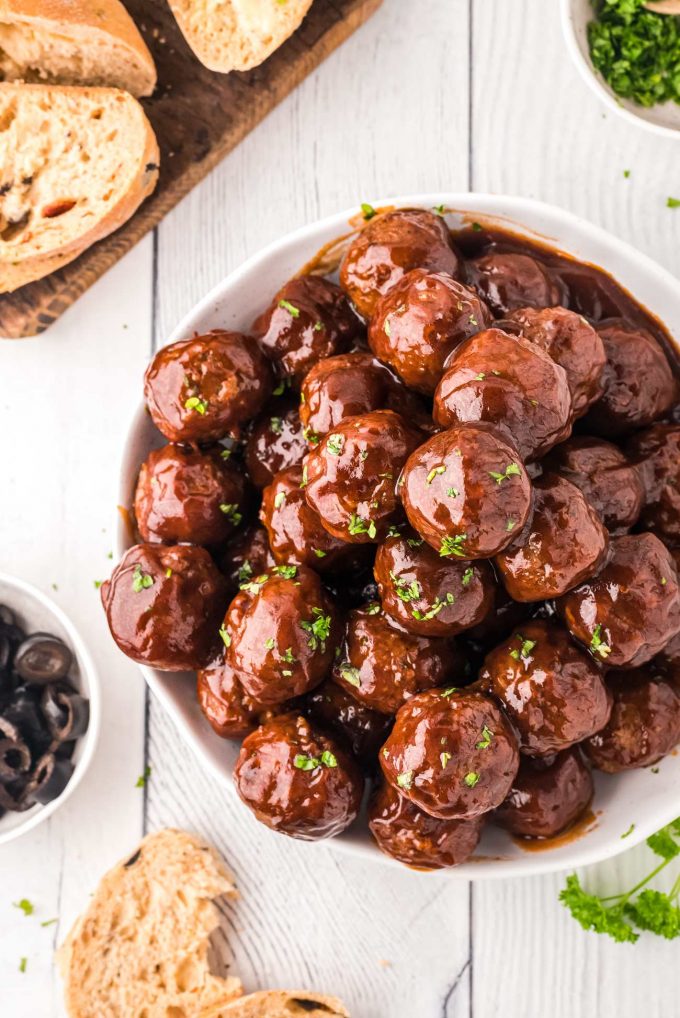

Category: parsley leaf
[440, 534, 467, 558]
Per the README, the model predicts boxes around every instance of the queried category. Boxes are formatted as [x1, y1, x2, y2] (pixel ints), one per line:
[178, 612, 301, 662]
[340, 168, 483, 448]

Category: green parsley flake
[327, 433, 345, 456]
[446, 486, 459, 498]
[314, 321, 324, 332]
[464, 771, 480, 788]
[184, 395, 207, 415]
[390, 571, 421, 603]
[279, 298, 300, 317]
[433, 204, 446, 215]
[135, 766, 151, 788]
[313, 548, 327, 558]
[471, 222, 483, 232]
[321, 750, 337, 768]
[220, 503, 242, 525]
[384, 319, 392, 338]
[303, 426, 320, 446]
[440, 686, 458, 698]
[274, 491, 286, 509]
[265, 637, 275, 650]
[426, 465, 446, 484]
[273, 564, 297, 579]
[361, 202, 377, 220]
[475, 372, 486, 381]
[462, 567, 474, 587]
[668, 198, 680, 209]
[509, 634, 537, 662]
[365, 602, 381, 615]
[132, 564, 154, 593]
[412, 593, 455, 621]
[590, 623, 611, 659]
[238, 560, 253, 584]
[506, 519, 516, 532]
[440, 534, 467, 558]
[300, 464, 308, 488]
[396, 770, 413, 790]
[476, 726, 493, 750]
[489, 462, 521, 485]
[301, 607, 332, 652]
[294, 753, 319, 771]
[622, 823, 636, 839]
[19, 957, 27, 974]
[41, 918, 58, 928]
[270, 416, 283, 435]
[219, 626, 231, 648]
[440, 752, 452, 768]
[240, 574, 269, 596]
[348, 513, 376, 539]
[340, 664, 361, 687]
[13, 899, 34, 917]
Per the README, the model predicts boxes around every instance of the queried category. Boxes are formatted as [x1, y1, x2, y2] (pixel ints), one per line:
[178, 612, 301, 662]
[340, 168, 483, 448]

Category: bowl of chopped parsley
[561, 0, 680, 135]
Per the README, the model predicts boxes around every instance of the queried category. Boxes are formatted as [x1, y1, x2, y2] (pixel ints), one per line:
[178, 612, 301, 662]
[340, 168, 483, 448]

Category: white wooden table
[1, 2, 679, 1015]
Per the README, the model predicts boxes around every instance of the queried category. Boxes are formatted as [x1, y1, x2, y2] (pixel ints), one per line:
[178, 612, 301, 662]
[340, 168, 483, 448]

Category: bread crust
[0, 83, 159, 293]
[202, 990, 351, 1017]
[0, 0, 157, 96]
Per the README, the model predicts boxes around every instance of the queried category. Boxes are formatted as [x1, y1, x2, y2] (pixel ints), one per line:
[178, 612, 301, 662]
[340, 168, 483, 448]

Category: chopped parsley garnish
[560, 817, 680, 943]
[41, 918, 57, 928]
[281, 647, 296, 663]
[273, 564, 298, 579]
[623, 169, 631, 178]
[348, 513, 377, 539]
[13, 899, 34, 917]
[93, 580, 102, 589]
[412, 593, 455, 621]
[274, 491, 286, 509]
[269, 416, 283, 435]
[303, 426, 320, 446]
[19, 957, 27, 974]
[426, 465, 446, 484]
[470, 222, 483, 232]
[321, 750, 337, 768]
[300, 464, 308, 488]
[622, 823, 636, 839]
[365, 601, 381, 615]
[184, 395, 207, 414]
[668, 197, 680, 209]
[384, 319, 392, 337]
[339, 664, 361, 687]
[489, 463, 521, 484]
[406, 535, 424, 547]
[272, 377, 289, 396]
[446, 486, 459, 498]
[279, 298, 300, 317]
[265, 637, 275, 650]
[475, 372, 486, 381]
[440, 534, 467, 558]
[433, 204, 446, 214]
[220, 503, 242, 525]
[327, 433, 345, 456]
[301, 607, 332, 652]
[509, 634, 537, 661]
[313, 548, 326, 558]
[396, 770, 413, 790]
[390, 571, 421, 603]
[440, 752, 452, 768]
[219, 626, 231, 648]
[590, 623, 611, 659]
[294, 751, 337, 771]
[464, 771, 480, 787]
[506, 519, 516, 532]
[361, 202, 377, 220]
[462, 567, 474, 587]
[476, 726, 493, 750]
[135, 766, 151, 788]
[440, 686, 459, 698]
[238, 560, 253, 584]
[240, 574, 269, 596]
[132, 564, 153, 593]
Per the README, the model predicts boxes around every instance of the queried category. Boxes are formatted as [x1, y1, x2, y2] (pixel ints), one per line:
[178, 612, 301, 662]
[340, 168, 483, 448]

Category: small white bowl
[561, 0, 680, 137]
[119, 192, 680, 878]
[0, 574, 101, 845]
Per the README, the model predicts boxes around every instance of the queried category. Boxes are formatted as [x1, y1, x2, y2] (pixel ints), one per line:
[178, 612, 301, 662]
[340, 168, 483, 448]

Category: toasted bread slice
[203, 990, 351, 1017]
[0, 83, 159, 293]
[57, 829, 243, 1018]
[167, 0, 314, 73]
[0, 0, 156, 96]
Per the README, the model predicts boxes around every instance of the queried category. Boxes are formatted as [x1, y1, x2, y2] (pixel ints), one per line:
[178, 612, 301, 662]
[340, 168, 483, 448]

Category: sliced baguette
[167, 0, 314, 73]
[57, 829, 244, 1018]
[0, 82, 159, 293]
[0, 0, 156, 97]
[203, 991, 351, 1018]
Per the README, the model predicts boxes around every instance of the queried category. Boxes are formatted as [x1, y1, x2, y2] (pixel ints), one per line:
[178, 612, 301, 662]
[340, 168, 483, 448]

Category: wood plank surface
[0, 0, 382, 339]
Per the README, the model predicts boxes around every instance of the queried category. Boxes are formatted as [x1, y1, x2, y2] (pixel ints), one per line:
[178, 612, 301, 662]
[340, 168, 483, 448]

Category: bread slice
[167, 0, 314, 73]
[0, 82, 159, 293]
[57, 829, 244, 1018]
[0, 0, 156, 97]
[203, 990, 351, 1018]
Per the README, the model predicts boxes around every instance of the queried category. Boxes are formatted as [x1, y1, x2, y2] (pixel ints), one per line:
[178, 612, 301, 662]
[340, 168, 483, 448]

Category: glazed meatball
[545, 436, 644, 534]
[304, 679, 392, 765]
[134, 444, 247, 546]
[502, 306, 606, 417]
[368, 781, 483, 869]
[244, 400, 307, 489]
[216, 524, 275, 598]
[380, 688, 519, 820]
[374, 531, 496, 637]
[332, 604, 464, 715]
[234, 713, 364, 840]
[340, 208, 461, 320]
[432, 328, 573, 461]
[495, 473, 609, 602]
[583, 319, 676, 437]
[197, 656, 260, 738]
[101, 544, 228, 671]
[401, 424, 532, 560]
[558, 533, 680, 669]
[223, 564, 340, 705]
[260, 464, 367, 574]
[480, 621, 612, 756]
[368, 269, 493, 395]
[305, 410, 423, 544]
[144, 331, 273, 443]
[252, 275, 360, 383]
[627, 424, 680, 547]
[493, 748, 593, 839]
[584, 668, 680, 772]
[299, 352, 428, 441]
[465, 251, 564, 316]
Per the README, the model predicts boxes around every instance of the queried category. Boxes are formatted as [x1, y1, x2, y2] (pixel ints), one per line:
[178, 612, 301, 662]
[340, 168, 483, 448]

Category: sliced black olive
[14, 634, 73, 684]
[2, 685, 52, 757]
[28, 753, 74, 805]
[0, 605, 15, 627]
[0, 779, 34, 812]
[0, 736, 31, 782]
[41, 686, 90, 741]
[55, 739, 76, 760]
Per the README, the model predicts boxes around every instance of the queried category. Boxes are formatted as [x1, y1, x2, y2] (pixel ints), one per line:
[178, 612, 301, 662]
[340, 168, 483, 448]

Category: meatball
[305, 410, 423, 544]
[252, 275, 360, 383]
[495, 473, 609, 602]
[223, 564, 340, 705]
[545, 436, 644, 534]
[368, 780, 483, 869]
[465, 251, 564, 316]
[197, 657, 260, 738]
[401, 424, 532, 560]
[480, 621, 612, 756]
[101, 544, 228, 670]
[501, 306, 606, 416]
[244, 400, 307, 489]
[558, 533, 680, 669]
[380, 688, 519, 819]
[583, 319, 676, 437]
[584, 668, 680, 772]
[144, 331, 273, 443]
[299, 352, 428, 441]
[234, 713, 364, 840]
[332, 604, 464, 714]
[260, 464, 367, 574]
[340, 208, 461, 320]
[493, 748, 593, 839]
[134, 444, 247, 546]
[368, 269, 493, 395]
[304, 679, 392, 765]
[432, 328, 573, 461]
[374, 530, 496, 637]
[627, 424, 680, 547]
[216, 524, 274, 598]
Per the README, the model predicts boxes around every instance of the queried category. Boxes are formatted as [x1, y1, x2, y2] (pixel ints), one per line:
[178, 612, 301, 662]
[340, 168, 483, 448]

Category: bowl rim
[559, 0, 680, 139]
[0, 572, 102, 846]
[120, 191, 680, 879]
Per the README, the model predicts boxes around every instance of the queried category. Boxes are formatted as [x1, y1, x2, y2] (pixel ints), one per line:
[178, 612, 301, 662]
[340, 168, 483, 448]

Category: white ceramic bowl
[0, 574, 101, 845]
[561, 0, 680, 137]
[119, 192, 680, 878]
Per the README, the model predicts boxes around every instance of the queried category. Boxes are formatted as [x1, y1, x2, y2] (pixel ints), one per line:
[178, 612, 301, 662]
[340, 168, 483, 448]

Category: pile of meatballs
[102, 206, 680, 870]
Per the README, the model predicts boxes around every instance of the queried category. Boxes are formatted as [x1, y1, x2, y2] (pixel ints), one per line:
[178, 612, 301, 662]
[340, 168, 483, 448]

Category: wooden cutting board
[0, 0, 382, 339]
